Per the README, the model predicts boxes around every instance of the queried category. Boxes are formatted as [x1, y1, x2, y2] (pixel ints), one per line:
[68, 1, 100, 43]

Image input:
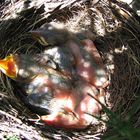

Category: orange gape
[0, 54, 17, 78]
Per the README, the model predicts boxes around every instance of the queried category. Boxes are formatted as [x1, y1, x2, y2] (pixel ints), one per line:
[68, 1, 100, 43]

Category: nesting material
[0, 0, 140, 139]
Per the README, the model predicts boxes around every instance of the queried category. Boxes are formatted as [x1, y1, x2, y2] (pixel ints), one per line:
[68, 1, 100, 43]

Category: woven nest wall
[0, 0, 140, 139]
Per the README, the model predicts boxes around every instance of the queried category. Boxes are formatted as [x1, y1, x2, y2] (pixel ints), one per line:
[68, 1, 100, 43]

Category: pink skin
[29, 70, 72, 93]
[40, 82, 104, 129]
[41, 88, 84, 129]
[67, 39, 109, 88]
[81, 39, 109, 88]
[81, 39, 103, 65]
[39, 39, 108, 129]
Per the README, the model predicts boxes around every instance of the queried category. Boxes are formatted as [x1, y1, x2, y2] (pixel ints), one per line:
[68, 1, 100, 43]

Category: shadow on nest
[0, 0, 140, 139]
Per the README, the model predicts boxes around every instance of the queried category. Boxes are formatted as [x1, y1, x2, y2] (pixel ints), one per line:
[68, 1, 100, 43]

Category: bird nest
[0, 0, 140, 139]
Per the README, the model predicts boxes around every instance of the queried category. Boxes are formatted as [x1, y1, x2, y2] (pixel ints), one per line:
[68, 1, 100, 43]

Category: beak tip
[0, 55, 17, 78]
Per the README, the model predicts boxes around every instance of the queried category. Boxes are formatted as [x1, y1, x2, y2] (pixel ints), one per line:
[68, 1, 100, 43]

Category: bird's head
[0, 54, 17, 79]
[30, 22, 72, 46]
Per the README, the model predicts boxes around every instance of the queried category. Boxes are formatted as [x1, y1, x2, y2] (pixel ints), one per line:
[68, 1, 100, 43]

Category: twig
[0, 110, 22, 124]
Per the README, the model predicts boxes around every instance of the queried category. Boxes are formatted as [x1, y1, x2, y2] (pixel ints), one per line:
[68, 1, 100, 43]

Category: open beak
[0, 54, 17, 79]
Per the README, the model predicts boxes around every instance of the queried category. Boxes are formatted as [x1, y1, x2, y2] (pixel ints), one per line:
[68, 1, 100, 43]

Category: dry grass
[0, 0, 140, 139]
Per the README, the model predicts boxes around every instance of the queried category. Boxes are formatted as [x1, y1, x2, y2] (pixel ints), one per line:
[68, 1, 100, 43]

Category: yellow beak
[30, 31, 49, 46]
[0, 54, 17, 79]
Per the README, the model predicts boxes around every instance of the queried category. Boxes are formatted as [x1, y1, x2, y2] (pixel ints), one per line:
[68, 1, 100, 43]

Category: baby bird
[0, 54, 73, 90]
[0, 54, 74, 115]
[30, 23, 108, 88]
[67, 39, 109, 88]
[30, 22, 96, 46]
[0, 23, 108, 129]
[30, 22, 73, 46]
[0, 53, 104, 129]
[41, 46, 75, 77]
[39, 81, 103, 129]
